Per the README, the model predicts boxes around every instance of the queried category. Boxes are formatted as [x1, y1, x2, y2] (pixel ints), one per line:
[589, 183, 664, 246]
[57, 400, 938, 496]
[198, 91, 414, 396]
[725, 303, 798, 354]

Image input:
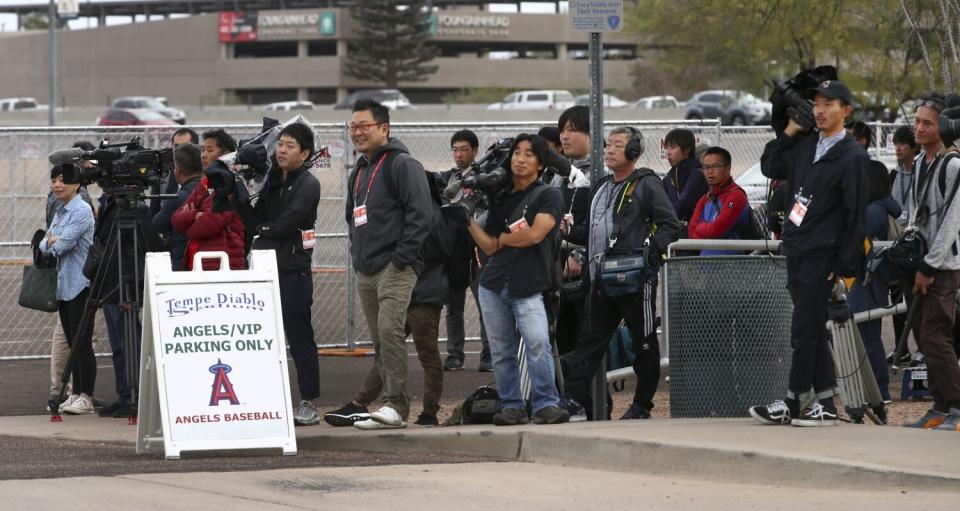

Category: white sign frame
[569, 0, 624, 33]
[137, 251, 297, 459]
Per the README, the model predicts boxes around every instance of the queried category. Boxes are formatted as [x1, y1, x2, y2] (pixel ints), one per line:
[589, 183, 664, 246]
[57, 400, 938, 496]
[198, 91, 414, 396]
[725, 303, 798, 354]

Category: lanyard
[354, 153, 388, 206]
[899, 169, 912, 205]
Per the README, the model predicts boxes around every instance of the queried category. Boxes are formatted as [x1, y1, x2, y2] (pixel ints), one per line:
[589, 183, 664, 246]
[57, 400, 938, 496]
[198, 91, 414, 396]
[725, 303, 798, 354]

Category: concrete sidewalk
[3, 414, 958, 491]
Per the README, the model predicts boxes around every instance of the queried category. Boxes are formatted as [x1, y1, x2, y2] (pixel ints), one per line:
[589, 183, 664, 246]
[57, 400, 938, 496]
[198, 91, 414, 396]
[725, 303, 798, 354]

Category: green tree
[344, 0, 439, 88]
[21, 12, 49, 30]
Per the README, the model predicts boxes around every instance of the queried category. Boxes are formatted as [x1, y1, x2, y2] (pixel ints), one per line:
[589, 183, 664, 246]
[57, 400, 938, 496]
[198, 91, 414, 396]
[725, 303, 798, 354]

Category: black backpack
[462, 385, 500, 424]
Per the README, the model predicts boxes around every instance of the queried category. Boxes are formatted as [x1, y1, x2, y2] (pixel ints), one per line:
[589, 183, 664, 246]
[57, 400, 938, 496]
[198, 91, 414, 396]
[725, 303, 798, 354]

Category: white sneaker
[353, 418, 386, 430]
[62, 394, 95, 415]
[55, 394, 80, 413]
[369, 406, 407, 428]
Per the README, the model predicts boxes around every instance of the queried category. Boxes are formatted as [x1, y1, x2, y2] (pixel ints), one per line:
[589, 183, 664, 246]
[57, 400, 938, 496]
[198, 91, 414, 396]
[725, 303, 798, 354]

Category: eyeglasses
[702, 163, 730, 170]
[347, 122, 382, 134]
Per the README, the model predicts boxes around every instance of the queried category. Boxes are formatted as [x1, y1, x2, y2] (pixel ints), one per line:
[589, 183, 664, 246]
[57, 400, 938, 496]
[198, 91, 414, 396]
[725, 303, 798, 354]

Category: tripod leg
[892, 295, 921, 369]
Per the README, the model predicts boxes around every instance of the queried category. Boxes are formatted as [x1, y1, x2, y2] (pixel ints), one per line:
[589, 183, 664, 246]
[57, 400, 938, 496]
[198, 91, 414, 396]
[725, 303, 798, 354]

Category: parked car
[574, 94, 628, 108]
[0, 97, 39, 111]
[735, 163, 771, 204]
[633, 95, 680, 109]
[110, 96, 186, 124]
[333, 89, 412, 110]
[486, 90, 576, 110]
[264, 101, 316, 111]
[96, 108, 179, 126]
[685, 90, 772, 126]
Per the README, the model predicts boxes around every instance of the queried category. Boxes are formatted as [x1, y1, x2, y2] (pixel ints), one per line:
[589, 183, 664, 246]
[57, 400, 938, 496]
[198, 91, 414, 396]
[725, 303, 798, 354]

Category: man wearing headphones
[561, 127, 681, 420]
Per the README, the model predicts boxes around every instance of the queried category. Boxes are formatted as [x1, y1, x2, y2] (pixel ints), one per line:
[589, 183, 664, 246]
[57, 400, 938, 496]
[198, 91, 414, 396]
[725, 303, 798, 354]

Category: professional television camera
[440, 137, 514, 228]
[48, 137, 173, 195]
[768, 65, 839, 134]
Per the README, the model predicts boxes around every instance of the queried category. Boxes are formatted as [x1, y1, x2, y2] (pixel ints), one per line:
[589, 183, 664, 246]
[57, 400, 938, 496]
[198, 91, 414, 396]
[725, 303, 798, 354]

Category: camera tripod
[49, 189, 164, 424]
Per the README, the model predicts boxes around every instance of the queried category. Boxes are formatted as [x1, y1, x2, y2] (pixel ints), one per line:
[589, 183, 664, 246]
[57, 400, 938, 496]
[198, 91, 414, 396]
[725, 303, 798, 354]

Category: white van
[487, 90, 576, 111]
[0, 97, 39, 111]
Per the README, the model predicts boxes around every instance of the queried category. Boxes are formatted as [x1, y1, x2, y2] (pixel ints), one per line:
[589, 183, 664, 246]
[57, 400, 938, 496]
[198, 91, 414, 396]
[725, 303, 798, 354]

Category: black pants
[280, 270, 319, 401]
[445, 276, 490, 362]
[785, 257, 835, 400]
[59, 287, 95, 396]
[563, 281, 660, 413]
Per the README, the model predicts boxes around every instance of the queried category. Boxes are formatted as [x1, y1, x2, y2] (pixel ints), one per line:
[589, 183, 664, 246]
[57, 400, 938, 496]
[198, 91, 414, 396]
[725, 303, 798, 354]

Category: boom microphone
[48, 148, 84, 165]
[443, 179, 461, 201]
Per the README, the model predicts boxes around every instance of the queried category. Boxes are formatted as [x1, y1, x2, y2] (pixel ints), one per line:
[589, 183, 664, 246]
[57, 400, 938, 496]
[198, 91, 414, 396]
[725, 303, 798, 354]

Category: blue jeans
[478, 285, 559, 413]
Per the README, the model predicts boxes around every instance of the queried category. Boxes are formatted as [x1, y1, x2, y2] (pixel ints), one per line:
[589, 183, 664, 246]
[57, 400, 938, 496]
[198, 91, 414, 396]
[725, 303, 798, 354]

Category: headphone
[622, 126, 645, 161]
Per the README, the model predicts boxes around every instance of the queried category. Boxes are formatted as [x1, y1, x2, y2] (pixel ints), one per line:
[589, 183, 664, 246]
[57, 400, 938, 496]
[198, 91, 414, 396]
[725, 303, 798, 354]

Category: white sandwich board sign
[136, 251, 297, 459]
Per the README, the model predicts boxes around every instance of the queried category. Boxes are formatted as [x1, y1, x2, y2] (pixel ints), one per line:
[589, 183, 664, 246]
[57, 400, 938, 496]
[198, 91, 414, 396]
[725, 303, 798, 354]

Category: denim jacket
[40, 194, 94, 301]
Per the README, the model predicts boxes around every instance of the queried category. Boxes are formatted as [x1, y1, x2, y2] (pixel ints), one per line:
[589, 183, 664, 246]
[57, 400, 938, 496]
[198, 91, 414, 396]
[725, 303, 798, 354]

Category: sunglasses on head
[916, 98, 946, 112]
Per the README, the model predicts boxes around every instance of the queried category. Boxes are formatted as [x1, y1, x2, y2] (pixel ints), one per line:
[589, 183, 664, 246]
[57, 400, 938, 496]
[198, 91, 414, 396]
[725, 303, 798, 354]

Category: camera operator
[252, 123, 322, 426]
[560, 127, 681, 420]
[201, 128, 237, 172]
[439, 129, 492, 372]
[345, 99, 433, 430]
[150, 128, 198, 217]
[466, 133, 570, 426]
[749, 79, 869, 427]
[901, 93, 960, 431]
[152, 143, 202, 271]
[552, 106, 593, 355]
[41, 164, 96, 415]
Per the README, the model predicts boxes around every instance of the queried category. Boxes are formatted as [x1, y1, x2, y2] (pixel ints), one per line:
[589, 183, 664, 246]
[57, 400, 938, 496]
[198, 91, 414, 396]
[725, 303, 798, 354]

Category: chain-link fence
[0, 120, 901, 360]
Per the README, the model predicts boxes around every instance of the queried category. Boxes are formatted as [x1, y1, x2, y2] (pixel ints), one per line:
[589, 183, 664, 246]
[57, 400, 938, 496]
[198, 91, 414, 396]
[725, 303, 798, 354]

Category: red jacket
[170, 178, 246, 271]
[688, 177, 749, 240]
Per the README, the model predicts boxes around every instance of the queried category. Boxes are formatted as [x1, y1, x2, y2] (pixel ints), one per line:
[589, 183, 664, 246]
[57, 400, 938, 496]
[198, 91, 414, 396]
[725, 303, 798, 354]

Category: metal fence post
[341, 124, 356, 352]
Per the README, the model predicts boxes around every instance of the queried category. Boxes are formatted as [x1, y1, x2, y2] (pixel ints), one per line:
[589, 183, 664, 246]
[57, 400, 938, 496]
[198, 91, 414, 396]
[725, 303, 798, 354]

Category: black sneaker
[443, 357, 464, 371]
[323, 402, 370, 427]
[620, 403, 651, 420]
[749, 400, 793, 425]
[886, 350, 911, 365]
[112, 403, 137, 418]
[532, 405, 570, 425]
[493, 408, 529, 426]
[98, 402, 121, 417]
[559, 394, 588, 422]
[414, 413, 439, 426]
[791, 402, 839, 427]
[478, 359, 494, 372]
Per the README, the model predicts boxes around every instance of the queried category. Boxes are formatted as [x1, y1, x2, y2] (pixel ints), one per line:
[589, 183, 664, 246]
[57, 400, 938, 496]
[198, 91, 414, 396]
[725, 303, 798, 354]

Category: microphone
[48, 148, 84, 165]
[443, 179, 461, 201]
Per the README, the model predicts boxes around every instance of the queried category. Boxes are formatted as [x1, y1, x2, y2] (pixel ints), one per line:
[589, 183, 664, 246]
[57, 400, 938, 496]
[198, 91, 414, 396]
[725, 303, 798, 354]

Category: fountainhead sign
[258, 11, 336, 39]
[569, 0, 624, 33]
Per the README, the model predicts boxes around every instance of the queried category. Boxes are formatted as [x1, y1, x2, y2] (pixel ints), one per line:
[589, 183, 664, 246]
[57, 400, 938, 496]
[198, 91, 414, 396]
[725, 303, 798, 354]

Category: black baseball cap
[807, 79, 853, 105]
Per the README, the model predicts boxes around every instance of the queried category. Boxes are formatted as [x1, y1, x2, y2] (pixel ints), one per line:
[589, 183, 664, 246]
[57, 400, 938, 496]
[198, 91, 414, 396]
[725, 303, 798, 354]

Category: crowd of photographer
[36, 70, 960, 433]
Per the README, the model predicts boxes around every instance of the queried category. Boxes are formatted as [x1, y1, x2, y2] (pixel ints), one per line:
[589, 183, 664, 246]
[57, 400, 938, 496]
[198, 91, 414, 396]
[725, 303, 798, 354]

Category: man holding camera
[901, 93, 960, 431]
[253, 123, 322, 426]
[345, 99, 433, 429]
[750, 79, 869, 427]
[561, 127, 680, 420]
[440, 129, 492, 372]
[153, 143, 202, 271]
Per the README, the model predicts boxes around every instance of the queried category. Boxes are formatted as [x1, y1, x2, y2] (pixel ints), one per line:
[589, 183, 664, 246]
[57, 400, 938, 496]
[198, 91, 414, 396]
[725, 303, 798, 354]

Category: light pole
[47, 0, 57, 126]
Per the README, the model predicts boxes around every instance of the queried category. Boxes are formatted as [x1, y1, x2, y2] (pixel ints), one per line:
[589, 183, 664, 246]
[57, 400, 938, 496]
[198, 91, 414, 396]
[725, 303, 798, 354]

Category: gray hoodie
[345, 138, 433, 275]
[910, 147, 960, 275]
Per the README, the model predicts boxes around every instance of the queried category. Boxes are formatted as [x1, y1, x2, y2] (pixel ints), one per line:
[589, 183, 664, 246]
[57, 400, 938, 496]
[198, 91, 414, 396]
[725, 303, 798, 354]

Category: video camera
[48, 137, 173, 192]
[441, 137, 515, 228]
[769, 65, 839, 133]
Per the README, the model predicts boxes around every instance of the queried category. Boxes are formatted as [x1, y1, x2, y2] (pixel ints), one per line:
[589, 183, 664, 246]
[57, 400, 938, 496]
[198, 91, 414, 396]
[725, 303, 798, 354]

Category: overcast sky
[0, 0, 565, 32]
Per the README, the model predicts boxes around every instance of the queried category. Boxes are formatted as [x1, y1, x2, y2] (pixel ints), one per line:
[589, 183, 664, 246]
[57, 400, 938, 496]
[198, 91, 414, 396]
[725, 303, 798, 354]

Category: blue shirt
[814, 131, 846, 163]
[40, 194, 94, 301]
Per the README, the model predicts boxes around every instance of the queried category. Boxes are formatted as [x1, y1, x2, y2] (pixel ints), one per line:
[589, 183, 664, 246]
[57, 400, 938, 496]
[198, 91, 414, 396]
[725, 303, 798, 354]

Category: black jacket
[663, 157, 708, 223]
[253, 163, 322, 273]
[567, 168, 681, 263]
[346, 138, 433, 275]
[153, 175, 201, 271]
[761, 132, 869, 278]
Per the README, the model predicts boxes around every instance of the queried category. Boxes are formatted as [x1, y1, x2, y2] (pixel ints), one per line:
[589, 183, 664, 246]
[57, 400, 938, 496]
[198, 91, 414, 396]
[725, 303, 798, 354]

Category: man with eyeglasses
[687, 146, 752, 255]
[342, 98, 433, 430]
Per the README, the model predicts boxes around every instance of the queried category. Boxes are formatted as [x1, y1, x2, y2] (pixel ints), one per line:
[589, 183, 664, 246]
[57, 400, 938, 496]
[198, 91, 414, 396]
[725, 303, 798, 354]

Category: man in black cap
[749, 79, 869, 427]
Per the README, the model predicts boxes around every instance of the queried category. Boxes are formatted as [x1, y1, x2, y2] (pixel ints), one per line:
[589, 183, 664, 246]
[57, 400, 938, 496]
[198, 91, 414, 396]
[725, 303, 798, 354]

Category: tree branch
[902, 0, 937, 89]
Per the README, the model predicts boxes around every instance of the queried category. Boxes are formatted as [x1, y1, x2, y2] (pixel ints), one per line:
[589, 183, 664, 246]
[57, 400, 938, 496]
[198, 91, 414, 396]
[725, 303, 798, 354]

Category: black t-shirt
[480, 182, 563, 297]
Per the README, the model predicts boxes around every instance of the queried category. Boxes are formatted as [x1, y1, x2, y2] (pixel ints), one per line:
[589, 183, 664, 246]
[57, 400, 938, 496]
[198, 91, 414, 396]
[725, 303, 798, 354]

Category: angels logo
[209, 359, 240, 406]
[821, 80, 832, 88]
